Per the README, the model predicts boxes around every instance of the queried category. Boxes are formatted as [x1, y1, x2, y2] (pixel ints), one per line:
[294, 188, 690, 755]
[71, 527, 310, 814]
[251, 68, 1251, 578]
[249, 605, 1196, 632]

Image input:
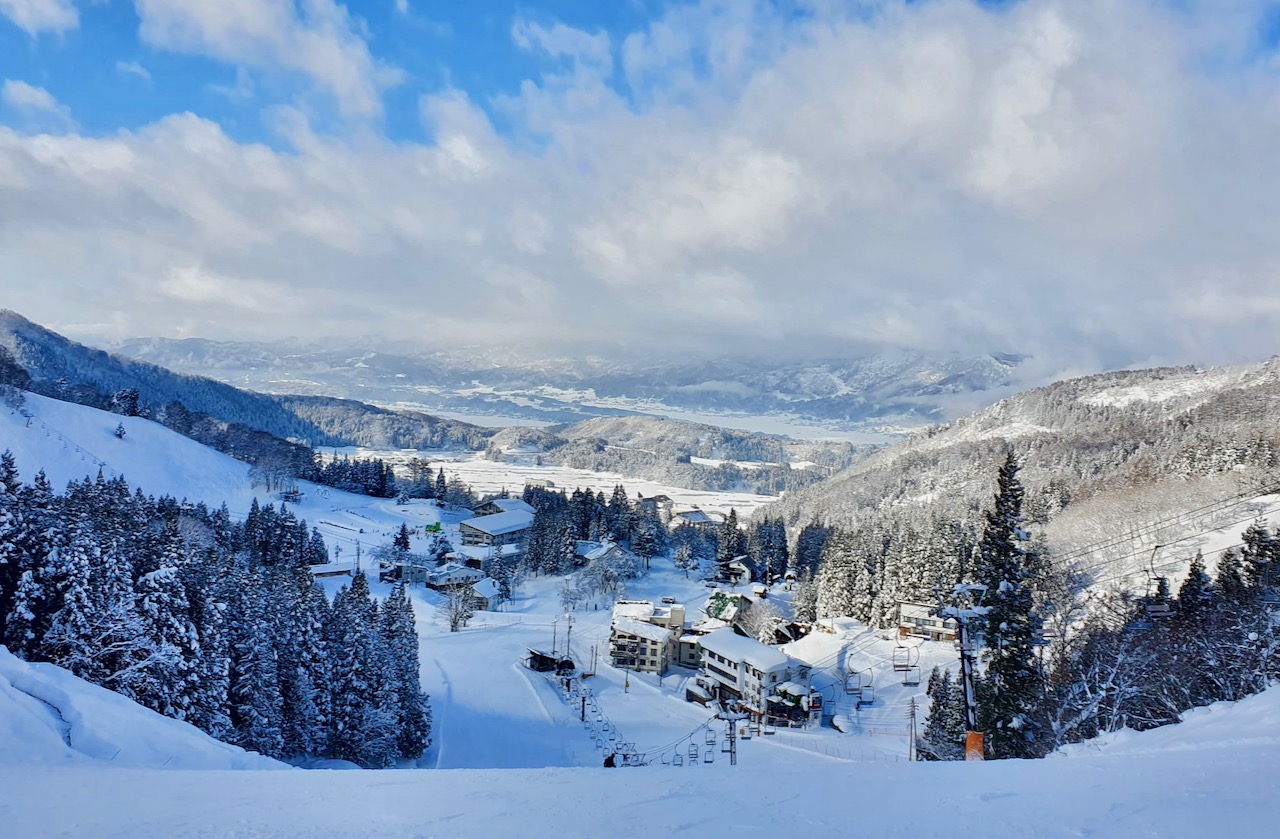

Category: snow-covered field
[329, 447, 777, 518]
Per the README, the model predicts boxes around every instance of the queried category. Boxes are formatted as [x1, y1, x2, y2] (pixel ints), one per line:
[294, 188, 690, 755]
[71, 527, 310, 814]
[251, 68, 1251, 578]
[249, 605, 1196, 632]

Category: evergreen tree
[379, 584, 432, 760]
[973, 453, 1045, 759]
[394, 522, 412, 553]
[227, 571, 285, 758]
[919, 668, 966, 760]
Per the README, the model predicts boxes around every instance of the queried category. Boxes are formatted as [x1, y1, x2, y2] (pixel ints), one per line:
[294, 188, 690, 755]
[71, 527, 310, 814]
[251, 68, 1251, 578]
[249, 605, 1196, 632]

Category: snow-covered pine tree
[276, 568, 332, 759]
[974, 453, 1046, 759]
[133, 541, 200, 720]
[185, 549, 234, 741]
[379, 583, 431, 761]
[919, 667, 966, 760]
[227, 570, 285, 758]
[815, 528, 856, 619]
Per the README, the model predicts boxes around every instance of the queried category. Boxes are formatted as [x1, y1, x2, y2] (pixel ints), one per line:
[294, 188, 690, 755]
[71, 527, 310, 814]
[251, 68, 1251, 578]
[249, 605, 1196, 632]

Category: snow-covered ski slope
[1, 673, 1276, 837]
[0, 647, 286, 770]
[1, 391, 261, 511]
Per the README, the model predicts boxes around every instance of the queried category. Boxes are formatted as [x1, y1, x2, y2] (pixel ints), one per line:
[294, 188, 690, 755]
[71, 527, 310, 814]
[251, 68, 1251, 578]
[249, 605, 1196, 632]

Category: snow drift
[0, 647, 286, 770]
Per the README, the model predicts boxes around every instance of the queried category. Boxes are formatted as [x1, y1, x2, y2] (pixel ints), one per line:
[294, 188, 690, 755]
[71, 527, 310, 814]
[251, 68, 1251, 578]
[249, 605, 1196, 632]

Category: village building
[378, 555, 436, 585]
[637, 494, 675, 524]
[308, 559, 354, 579]
[725, 556, 755, 586]
[695, 629, 816, 724]
[472, 497, 537, 517]
[574, 540, 640, 569]
[469, 577, 504, 611]
[671, 508, 716, 530]
[458, 509, 534, 547]
[898, 602, 958, 642]
[425, 562, 485, 590]
[524, 478, 556, 490]
[608, 600, 686, 674]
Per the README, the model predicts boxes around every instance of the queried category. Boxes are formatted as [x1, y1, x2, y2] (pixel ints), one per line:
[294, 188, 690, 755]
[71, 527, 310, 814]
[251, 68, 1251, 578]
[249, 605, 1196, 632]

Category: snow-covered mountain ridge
[768, 358, 1280, 589]
[110, 335, 1029, 434]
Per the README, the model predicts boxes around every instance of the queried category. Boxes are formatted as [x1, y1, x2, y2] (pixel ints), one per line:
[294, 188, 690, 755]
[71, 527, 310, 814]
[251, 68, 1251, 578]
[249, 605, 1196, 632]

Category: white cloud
[393, 0, 407, 15]
[116, 60, 153, 83]
[134, 0, 401, 118]
[2, 79, 74, 127]
[3, 0, 1280, 374]
[0, 0, 77, 36]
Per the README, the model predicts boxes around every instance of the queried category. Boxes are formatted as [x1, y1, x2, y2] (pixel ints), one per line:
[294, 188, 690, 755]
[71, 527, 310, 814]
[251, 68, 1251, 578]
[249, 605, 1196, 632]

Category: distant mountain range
[0, 312, 859, 495]
[110, 335, 1029, 433]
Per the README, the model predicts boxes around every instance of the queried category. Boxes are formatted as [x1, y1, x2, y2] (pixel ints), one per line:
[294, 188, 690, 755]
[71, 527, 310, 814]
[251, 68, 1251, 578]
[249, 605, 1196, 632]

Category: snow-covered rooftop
[459, 510, 534, 535]
[477, 498, 536, 515]
[698, 629, 790, 671]
[471, 578, 501, 599]
[613, 601, 655, 620]
[613, 617, 674, 644]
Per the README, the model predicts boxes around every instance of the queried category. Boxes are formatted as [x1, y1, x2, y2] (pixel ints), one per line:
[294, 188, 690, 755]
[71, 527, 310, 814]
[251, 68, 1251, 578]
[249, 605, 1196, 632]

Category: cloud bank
[2, 0, 1280, 376]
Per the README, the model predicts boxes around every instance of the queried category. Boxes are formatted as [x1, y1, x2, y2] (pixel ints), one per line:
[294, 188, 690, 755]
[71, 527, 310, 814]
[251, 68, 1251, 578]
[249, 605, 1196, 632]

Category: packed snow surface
[3, 685, 1278, 837]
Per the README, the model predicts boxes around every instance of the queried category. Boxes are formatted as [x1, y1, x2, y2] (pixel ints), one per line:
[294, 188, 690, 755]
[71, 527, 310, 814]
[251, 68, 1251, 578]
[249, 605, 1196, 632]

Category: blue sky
[0, 1, 767, 144]
[1, 1, 1279, 373]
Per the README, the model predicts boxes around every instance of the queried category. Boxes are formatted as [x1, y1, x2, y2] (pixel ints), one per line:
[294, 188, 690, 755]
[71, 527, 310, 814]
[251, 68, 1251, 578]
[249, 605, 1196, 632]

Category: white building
[898, 602, 958, 642]
[696, 629, 812, 721]
[469, 577, 504, 611]
[472, 497, 537, 517]
[608, 600, 686, 674]
[459, 510, 534, 547]
[426, 562, 485, 589]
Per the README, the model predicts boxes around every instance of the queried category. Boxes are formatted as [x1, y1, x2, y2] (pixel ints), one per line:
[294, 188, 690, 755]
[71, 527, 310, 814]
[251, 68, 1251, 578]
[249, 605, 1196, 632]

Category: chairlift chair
[704, 747, 715, 763]
[892, 644, 919, 672]
[705, 730, 716, 745]
[688, 743, 699, 760]
[902, 665, 921, 687]
[673, 753, 684, 766]
[857, 685, 876, 709]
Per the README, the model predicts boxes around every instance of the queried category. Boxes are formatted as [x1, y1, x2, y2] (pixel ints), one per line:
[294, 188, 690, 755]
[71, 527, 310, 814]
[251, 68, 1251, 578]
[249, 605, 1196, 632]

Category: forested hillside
[487, 414, 868, 495]
[774, 361, 1280, 628]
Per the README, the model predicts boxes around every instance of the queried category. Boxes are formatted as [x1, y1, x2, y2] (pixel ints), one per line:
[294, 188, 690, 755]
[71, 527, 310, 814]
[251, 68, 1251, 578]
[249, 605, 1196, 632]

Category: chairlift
[688, 743, 699, 760]
[892, 644, 919, 673]
[703, 747, 715, 763]
[672, 753, 684, 767]
[705, 730, 716, 746]
[857, 684, 876, 709]
[902, 665, 921, 687]
[740, 726, 752, 741]
[843, 672, 863, 695]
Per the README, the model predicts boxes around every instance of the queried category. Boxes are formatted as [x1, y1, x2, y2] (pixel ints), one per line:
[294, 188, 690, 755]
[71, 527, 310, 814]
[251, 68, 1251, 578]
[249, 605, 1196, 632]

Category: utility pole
[552, 619, 558, 656]
[937, 583, 988, 761]
[564, 613, 574, 660]
[907, 697, 918, 762]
